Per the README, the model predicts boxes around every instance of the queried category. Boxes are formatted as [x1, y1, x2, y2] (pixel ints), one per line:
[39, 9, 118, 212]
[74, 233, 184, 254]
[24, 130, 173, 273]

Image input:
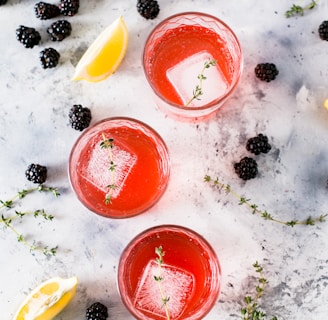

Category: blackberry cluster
[69, 105, 92, 131]
[0, 0, 7, 5]
[47, 20, 72, 41]
[34, 2, 60, 20]
[25, 164, 47, 184]
[234, 157, 258, 181]
[40, 48, 60, 68]
[86, 302, 108, 320]
[246, 133, 271, 155]
[16, 25, 41, 48]
[255, 63, 279, 82]
[59, 0, 80, 16]
[318, 21, 328, 41]
[137, 0, 160, 20]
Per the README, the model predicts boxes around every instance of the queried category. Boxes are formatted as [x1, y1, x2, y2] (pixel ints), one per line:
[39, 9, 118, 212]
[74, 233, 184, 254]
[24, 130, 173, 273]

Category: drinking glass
[143, 12, 243, 121]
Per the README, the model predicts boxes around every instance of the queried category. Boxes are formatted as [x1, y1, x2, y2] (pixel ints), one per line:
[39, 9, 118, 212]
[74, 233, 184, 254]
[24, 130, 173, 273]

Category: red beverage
[143, 12, 243, 120]
[69, 117, 170, 218]
[118, 225, 221, 319]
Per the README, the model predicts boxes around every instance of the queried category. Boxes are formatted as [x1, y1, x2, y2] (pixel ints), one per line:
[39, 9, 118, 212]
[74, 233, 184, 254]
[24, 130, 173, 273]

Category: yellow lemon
[324, 98, 328, 110]
[73, 16, 128, 82]
[14, 276, 78, 320]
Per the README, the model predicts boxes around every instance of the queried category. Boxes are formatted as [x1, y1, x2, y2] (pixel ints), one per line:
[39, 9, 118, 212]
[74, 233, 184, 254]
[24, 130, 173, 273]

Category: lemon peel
[14, 276, 78, 320]
[73, 16, 128, 82]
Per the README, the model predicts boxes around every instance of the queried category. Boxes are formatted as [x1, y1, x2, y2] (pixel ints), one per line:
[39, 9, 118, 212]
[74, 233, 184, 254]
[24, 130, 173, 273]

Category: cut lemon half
[73, 16, 128, 82]
[14, 276, 78, 320]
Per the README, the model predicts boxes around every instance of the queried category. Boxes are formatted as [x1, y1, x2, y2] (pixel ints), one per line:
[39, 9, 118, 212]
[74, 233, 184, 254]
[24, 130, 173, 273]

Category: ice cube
[166, 50, 228, 107]
[81, 140, 137, 198]
[134, 260, 195, 319]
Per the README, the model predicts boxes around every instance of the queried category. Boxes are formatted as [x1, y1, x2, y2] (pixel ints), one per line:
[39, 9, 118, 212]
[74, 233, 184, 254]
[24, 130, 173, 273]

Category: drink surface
[118, 227, 221, 319]
[147, 24, 234, 107]
[70, 119, 169, 218]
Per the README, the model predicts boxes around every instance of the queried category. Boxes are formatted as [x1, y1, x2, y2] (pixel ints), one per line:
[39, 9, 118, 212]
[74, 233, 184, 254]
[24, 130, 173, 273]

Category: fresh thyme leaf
[204, 175, 328, 226]
[185, 59, 217, 106]
[0, 186, 59, 256]
[285, 1, 317, 18]
[155, 246, 171, 320]
[241, 262, 278, 320]
[101, 133, 116, 204]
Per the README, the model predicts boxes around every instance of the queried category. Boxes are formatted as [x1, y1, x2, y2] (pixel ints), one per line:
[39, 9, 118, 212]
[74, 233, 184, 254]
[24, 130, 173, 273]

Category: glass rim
[142, 11, 243, 112]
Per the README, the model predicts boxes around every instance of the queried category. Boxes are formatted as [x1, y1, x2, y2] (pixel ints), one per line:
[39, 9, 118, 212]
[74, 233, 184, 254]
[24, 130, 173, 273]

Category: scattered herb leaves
[241, 262, 278, 320]
[0, 185, 59, 256]
[285, 1, 317, 18]
[204, 175, 327, 226]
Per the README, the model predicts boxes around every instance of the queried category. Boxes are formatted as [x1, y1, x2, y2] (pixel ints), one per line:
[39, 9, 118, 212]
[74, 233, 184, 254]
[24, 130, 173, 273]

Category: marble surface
[1, 0, 328, 319]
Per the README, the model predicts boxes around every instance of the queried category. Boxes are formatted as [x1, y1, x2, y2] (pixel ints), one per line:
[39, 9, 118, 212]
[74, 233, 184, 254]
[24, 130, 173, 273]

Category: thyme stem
[100, 133, 116, 204]
[285, 0, 318, 18]
[185, 59, 217, 107]
[154, 246, 170, 320]
[204, 175, 327, 226]
[0, 185, 59, 256]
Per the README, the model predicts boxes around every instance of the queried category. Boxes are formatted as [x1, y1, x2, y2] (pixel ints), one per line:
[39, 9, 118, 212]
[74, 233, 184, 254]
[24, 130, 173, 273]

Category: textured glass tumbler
[143, 12, 243, 121]
[118, 225, 222, 319]
[69, 117, 170, 218]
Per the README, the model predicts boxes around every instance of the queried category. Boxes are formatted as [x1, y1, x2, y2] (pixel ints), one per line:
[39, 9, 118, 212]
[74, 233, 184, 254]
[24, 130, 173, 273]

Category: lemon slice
[73, 16, 128, 82]
[14, 276, 78, 320]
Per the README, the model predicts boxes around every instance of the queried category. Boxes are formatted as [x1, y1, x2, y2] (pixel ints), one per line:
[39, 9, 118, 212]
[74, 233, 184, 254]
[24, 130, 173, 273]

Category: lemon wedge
[73, 16, 128, 82]
[324, 98, 328, 110]
[14, 276, 78, 320]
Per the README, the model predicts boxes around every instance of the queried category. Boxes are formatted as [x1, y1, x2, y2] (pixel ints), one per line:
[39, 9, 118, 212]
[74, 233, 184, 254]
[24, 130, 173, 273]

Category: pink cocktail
[69, 117, 170, 218]
[118, 225, 221, 319]
[143, 12, 243, 121]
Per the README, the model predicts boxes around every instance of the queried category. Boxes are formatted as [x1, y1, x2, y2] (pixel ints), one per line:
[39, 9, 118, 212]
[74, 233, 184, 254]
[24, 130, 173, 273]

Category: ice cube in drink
[81, 140, 137, 199]
[166, 51, 228, 107]
[134, 260, 195, 319]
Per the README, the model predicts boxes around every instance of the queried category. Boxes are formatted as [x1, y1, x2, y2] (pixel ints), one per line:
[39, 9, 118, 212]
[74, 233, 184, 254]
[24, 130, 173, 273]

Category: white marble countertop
[1, 0, 328, 319]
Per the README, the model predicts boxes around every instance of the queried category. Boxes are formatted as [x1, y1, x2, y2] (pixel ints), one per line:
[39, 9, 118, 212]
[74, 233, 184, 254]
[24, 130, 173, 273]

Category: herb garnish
[185, 59, 217, 107]
[100, 133, 116, 204]
[204, 175, 327, 226]
[0, 185, 59, 256]
[285, 1, 317, 18]
[241, 262, 278, 320]
[154, 246, 171, 320]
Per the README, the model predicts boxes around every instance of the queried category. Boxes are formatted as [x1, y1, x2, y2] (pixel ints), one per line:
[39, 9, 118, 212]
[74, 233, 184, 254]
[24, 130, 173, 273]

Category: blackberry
[318, 21, 328, 41]
[40, 47, 60, 69]
[47, 20, 72, 41]
[234, 157, 258, 181]
[58, 0, 79, 16]
[137, 0, 160, 20]
[0, 0, 7, 5]
[86, 302, 108, 320]
[254, 63, 279, 82]
[16, 25, 41, 49]
[25, 164, 47, 184]
[246, 133, 271, 155]
[69, 104, 92, 131]
[34, 2, 60, 20]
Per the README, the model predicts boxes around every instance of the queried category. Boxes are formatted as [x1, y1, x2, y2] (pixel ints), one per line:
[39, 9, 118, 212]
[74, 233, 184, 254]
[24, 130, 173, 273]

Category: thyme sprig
[204, 175, 327, 226]
[100, 133, 116, 204]
[154, 246, 171, 320]
[241, 262, 277, 320]
[185, 59, 217, 107]
[285, 1, 317, 18]
[0, 185, 59, 256]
